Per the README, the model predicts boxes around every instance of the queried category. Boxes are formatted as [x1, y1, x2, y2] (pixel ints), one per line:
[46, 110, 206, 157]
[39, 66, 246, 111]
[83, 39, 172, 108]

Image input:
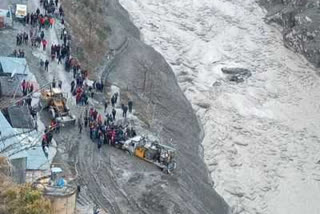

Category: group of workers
[79, 104, 137, 150]
[21, 80, 35, 96]
[12, 49, 25, 58]
[16, 32, 29, 46]
[40, 0, 62, 16]
[41, 123, 56, 158]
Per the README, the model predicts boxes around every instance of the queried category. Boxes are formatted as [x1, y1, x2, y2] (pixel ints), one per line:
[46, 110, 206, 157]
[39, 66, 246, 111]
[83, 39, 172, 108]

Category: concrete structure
[34, 168, 77, 214]
[6, 105, 35, 129]
[0, 56, 30, 97]
[10, 157, 27, 183]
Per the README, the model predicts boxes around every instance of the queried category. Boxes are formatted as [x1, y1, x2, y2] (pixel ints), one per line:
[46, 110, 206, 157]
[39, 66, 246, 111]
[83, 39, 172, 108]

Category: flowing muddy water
[119, 0, 320, 213]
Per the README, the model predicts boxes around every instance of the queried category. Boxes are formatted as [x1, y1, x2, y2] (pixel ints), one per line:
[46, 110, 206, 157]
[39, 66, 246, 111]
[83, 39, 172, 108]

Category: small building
[0, 8, 12, 29]
[33, 167, 77, 214]
[0, 111, 28, 183]
[0, 111, 56, 183]
[0, 56, 30, 97]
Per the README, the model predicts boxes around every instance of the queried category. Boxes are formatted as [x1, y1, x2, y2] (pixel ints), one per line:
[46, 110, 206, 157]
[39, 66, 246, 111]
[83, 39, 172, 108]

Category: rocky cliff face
[61, 0, 230, 213]
[260, 0, 320, 67]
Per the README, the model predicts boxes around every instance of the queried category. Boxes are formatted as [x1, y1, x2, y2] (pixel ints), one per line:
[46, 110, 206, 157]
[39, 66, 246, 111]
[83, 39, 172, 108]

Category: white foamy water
[119, 0, 320, 213]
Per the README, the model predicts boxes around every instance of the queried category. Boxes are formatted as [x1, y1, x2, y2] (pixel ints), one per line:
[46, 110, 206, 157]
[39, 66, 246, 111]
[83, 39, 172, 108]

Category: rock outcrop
[260, 0, 320, 67]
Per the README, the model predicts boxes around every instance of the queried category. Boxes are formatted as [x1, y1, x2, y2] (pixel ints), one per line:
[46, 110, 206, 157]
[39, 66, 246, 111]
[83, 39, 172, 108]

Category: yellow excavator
[123, 136, 177, 174]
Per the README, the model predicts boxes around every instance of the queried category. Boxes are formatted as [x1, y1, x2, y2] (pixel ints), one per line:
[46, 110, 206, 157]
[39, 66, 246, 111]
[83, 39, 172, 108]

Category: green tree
[2, 184, 52, 214]
[0, 157, 51, 214]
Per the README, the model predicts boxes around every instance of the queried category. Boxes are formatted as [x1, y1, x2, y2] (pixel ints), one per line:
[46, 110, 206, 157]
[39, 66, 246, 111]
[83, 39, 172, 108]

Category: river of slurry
[119, 0, 320, 213]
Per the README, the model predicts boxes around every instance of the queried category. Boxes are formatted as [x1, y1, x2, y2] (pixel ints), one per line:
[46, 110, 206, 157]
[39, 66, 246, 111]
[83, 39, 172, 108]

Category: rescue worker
[58, 80, 62, 89]
[130, 127, 137, 137]
[29, 83, 34, 93]
[42, 39, 48, 51]
[114, 92, 118, 103]
[84, 115, 88, 127]
[45, 59, 49, 71]
[78, 119, 83, 134]
[111, 95, 115, 107]
[89, 122, 94, 139]
[71, 80, 75, 93]
[52, 78, 56, 88]
[112, 108, 116, 121]
[122, 105, 128, 118]
[26, 96, 32, 106]
[21, 80, 27, 95]
[40, 31, 45, 40]
[42, 134, 49, 158]
[49, 17, 55, 28]
[98, 131, 102, 150]
[104, 100, 108, 112]
[128, 100, 133, 113]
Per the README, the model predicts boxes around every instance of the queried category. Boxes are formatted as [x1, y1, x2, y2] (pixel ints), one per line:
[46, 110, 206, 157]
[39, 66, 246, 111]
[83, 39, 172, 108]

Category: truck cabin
[42, 88, 63, 99]
[15, 4, 27, 19]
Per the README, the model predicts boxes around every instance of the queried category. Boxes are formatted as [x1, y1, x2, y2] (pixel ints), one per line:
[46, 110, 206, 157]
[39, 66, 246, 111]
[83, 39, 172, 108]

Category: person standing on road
[122, 105, 128, 118]
[52, 78, 56, 88]
[112, 108, 116, 121]
[128, 100, 133, 113]
[42, 39, 48, 51]
[45, 60, 49, 71]
[104, 100, 108, 112]
[78, 119, 83, 134]
[71, 80, 75, 93]
[114, 92, 118, 103]
[84, 115, 88, 128]
[111, 95, 115, 107]
[58, 80, 62, 89]
[40, 31, 45, 40]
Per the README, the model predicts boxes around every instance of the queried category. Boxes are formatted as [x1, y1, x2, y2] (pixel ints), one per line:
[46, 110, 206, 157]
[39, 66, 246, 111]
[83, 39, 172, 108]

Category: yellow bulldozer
[40, 88, 76, 125]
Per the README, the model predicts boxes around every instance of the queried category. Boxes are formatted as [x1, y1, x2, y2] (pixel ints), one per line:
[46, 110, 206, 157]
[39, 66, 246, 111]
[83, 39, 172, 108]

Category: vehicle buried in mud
[40, 87, 76, 125]
[122, 136, 177, 174]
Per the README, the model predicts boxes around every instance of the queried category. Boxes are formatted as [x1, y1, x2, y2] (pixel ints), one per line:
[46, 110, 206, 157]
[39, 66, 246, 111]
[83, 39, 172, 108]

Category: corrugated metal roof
[0, 56, 30, 76]
[0, 111, 51, 170]
[0, 111, 27, 159]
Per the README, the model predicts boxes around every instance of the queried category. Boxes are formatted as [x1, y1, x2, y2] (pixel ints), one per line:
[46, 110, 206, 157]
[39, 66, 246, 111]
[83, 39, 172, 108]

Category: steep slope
[60, 0, 230, 213]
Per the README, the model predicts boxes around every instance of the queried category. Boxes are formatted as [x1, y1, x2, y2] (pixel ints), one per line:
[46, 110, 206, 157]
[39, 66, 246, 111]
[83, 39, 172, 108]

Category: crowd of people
[79, 105, 137, 150]
[14, 0, 139, 156]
